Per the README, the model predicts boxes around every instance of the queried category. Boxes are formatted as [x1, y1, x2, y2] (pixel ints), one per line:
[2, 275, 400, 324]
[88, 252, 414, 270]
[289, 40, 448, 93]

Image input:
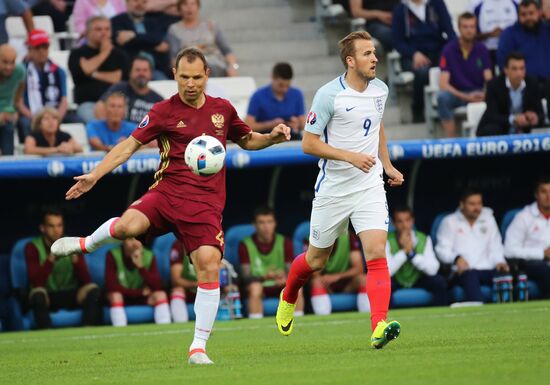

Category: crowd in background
[1, 0, 550, 155]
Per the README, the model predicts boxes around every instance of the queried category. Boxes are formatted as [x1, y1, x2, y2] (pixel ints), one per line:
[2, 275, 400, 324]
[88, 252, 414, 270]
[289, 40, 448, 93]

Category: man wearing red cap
[17, 29, 83, 142]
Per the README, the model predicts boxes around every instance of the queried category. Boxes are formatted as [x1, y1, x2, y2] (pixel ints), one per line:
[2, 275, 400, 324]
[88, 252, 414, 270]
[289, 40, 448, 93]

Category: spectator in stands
[69, 15, 129, 123]
[168, 240, 196, 323]
[477, 51, 544, 136]
[309, 230, 370, 315]
[111, 0, 172, 79]
[167, 0, 239, 77]
[239, 206, 303, 319]
[32, 0, 71, 34]
[24, 207, 101, 329]
[105, 237, 171, 326]
[392, 0, 456, 123]
[86, 91, 134, 151]
[435, 190, 509, 303]
[438, 12, 492, 137]
[544, 0, 550, 20]
[0, 0, 35, 45]
[349, 0, 400, 52]
[470, 0, 519, 66]
[497, 0, 550, 82]
[24, 107, 82, 155]
[72, 0, 127, 38]
[17, 30, 83, 142]
[504, 176, 550, 298]
[0, 44, 25, 155]
[386, 206, 447, 306]
[245, 63, 305, 138]
[95, 55, 162, 124]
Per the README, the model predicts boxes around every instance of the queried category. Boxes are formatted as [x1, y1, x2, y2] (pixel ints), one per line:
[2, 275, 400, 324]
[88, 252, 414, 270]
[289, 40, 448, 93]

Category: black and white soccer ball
[184, 135, 226, 176]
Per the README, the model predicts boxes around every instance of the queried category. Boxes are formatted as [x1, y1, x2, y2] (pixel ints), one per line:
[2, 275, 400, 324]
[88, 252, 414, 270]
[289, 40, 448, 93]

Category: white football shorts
[309, 183, 389, 248]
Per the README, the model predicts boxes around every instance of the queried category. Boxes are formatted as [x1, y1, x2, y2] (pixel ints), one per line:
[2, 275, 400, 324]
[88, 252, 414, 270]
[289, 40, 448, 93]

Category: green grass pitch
[1, 301, 549, 385]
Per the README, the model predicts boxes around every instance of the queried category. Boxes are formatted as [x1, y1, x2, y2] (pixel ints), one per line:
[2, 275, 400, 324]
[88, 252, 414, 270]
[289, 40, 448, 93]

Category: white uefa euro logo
[389, 145, 405, 160]
[47, 160, 65, 177]
[231, 151, 250, 168]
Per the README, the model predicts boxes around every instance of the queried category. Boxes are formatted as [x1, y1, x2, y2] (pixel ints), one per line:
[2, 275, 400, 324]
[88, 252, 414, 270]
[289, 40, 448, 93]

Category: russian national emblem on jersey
[211, 113, 224, 129]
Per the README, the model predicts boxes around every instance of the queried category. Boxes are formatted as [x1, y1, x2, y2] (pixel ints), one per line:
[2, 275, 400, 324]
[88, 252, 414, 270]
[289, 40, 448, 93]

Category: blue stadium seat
[500, 208, 521, 239]
[292, 221, 309, 256]
[451, 285, 493, 303]
[430, 212, 451, 245]
[224, 224, 255, 267]
[151, 232, 177, 286]
[392, 288, 433, 308]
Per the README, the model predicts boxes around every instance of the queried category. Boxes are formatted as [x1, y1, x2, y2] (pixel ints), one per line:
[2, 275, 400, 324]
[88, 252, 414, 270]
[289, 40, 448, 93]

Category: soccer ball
[184, 135, 226, 176]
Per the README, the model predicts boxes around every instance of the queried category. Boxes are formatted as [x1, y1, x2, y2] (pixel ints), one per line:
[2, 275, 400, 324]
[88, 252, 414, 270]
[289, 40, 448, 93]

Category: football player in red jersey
[51, 48, 291, 365]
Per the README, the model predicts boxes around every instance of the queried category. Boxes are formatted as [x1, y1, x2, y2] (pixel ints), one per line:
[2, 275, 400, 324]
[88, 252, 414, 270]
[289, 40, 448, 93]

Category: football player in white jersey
[276, 31, 404, 349]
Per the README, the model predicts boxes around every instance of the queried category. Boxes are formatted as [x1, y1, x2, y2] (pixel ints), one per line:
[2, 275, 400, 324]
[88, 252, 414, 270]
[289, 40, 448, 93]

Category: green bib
[243, 234, 286, 287]
[388, 231, 427, 288]
[180, 254, 197, 282]
[32, 237, 78, 292]
[324, 234, 351, 274]
[112, 247, 154, 289]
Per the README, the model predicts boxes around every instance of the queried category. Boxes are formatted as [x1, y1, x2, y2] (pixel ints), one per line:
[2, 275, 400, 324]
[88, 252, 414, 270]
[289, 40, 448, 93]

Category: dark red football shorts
[128, 189, 224, 255]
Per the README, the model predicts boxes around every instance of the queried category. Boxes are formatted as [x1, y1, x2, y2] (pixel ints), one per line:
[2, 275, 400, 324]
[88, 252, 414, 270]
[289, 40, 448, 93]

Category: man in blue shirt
[0, 0, 34, 45]
[497, 0, 550, 80]
[86, 92, 135, 151]
[245, 63, 305, 139]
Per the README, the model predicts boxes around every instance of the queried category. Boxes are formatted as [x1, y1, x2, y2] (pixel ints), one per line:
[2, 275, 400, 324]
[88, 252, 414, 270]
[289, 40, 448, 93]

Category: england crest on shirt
[374, 97, 384, 114]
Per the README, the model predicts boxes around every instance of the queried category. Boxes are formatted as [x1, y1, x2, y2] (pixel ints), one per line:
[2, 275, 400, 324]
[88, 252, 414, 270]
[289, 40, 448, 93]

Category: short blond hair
[338, 31, 373, 68]
[31, 107, 61, 132]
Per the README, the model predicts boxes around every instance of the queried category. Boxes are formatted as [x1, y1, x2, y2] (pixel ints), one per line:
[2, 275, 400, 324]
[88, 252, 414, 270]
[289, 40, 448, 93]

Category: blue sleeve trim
[314, 126, 329, 192]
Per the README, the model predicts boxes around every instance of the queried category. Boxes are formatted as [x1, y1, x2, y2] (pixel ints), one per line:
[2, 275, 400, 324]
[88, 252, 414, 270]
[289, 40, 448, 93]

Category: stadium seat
[9, 237, 84, 330]
[60, 123, 90, 152]
[392, 288, 433, 308]
[430, 212, 451, 245]
[451, 285, 493, 303]
[151, 233, 177, 286]
[462, 102, 486, 137]
[223, 224, 255, 268]
[292, 221, 310, 256]
[500, 208, 521, 239]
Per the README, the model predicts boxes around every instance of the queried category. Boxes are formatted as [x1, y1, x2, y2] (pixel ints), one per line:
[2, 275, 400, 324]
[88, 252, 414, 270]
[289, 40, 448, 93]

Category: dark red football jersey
[131, 94, 252, 210]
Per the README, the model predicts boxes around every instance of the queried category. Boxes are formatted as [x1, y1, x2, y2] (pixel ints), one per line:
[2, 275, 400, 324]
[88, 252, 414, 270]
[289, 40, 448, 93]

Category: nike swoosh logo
[281, 320, 293, 332]
[346, 107, 356, 112]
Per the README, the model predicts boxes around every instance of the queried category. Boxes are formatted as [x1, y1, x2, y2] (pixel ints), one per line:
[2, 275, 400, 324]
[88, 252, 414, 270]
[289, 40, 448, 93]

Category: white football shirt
[305, 74, 388, 197]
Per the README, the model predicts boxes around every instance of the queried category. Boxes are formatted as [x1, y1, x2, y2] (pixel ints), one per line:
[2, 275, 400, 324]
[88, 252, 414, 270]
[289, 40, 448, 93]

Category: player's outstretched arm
[236, 124, 291, 150]
[302, 131, 377, 173]
[65, 137, 142, 200]
[378, 122, 404, 187]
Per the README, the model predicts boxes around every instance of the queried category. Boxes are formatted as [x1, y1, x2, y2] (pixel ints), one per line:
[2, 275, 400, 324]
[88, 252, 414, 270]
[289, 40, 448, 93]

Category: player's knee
[247, 282, 263, 298]
[171, 287, 184, 297]
[108, 292, 124, 305]
[114, 218, 144, 239]
[306, 253, 330, 271]
[153, 290, 167, 302]
[29, 287, 49, 309]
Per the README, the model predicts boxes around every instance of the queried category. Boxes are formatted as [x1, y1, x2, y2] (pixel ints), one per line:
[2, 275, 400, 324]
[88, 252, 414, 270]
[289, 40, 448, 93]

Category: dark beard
[522, 21, 541, 33]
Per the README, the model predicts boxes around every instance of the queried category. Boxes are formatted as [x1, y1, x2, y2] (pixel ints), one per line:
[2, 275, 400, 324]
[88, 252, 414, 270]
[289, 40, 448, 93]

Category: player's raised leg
[276, 244, 332, 336]
[188, 245, 221, 365]
[357, 229, 400, 349]
[51, 209, 150, 257]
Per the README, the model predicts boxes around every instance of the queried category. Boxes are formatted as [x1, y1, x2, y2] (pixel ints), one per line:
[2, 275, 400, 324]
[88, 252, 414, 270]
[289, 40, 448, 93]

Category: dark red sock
[366, 258, 391, 331]
[283, 253, 313, 304]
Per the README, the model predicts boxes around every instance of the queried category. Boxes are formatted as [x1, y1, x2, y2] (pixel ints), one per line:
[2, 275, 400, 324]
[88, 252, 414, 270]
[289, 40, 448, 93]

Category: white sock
[170, 297, 189, 323]
[189, 286, 220, 352]
[154, 302, 171, 324]
[311, 294, 332, 315]
[248, 313, 263, 319]
[357, 292, 371, 313]
[84, 217, 119, 252]
[110, 306, 127, 327]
